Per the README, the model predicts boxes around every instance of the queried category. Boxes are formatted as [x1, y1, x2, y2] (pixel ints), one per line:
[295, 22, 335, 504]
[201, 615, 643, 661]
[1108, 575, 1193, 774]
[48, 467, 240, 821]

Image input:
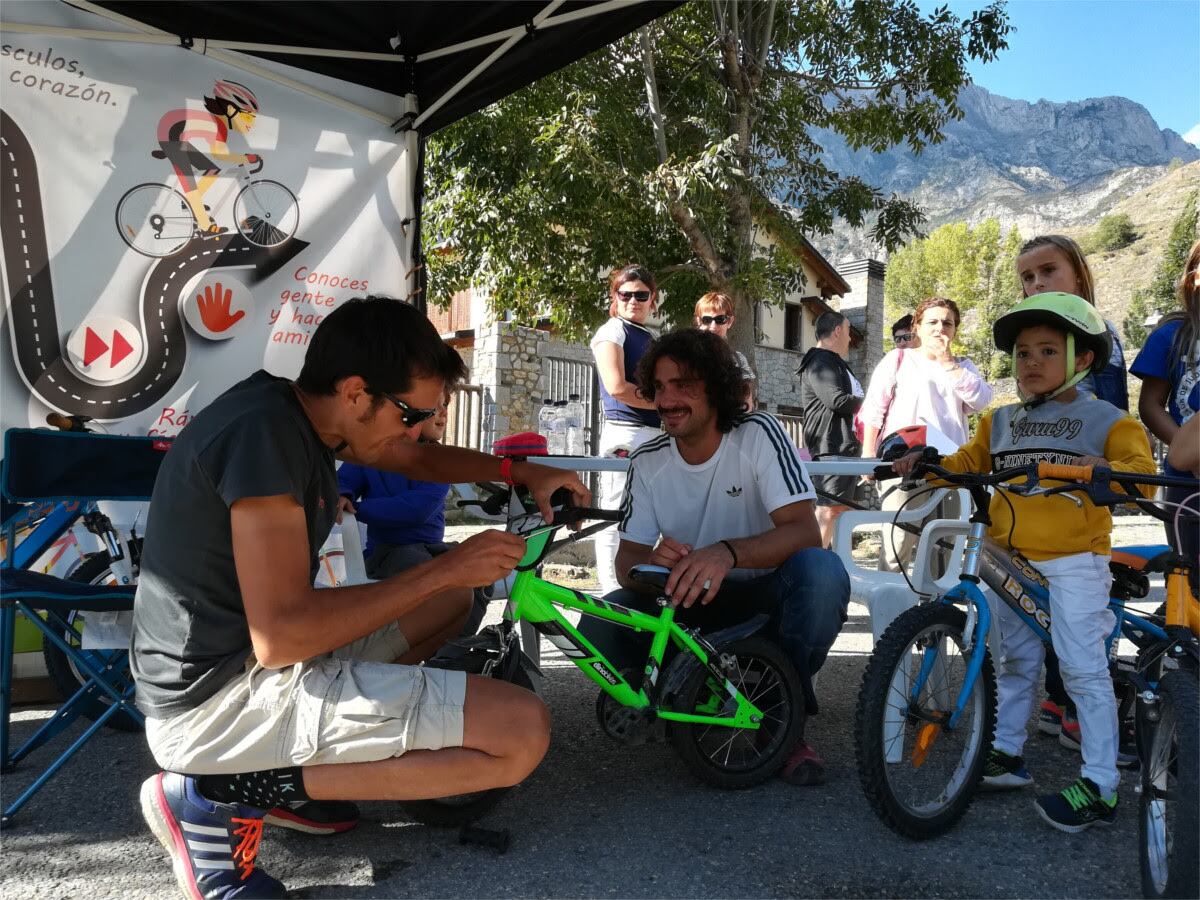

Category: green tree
[1083, 212, 1137, 254]
[1123, 191, 1198, 348]
[424, 1, 1010, 349]
[883, 218, 1021, 377]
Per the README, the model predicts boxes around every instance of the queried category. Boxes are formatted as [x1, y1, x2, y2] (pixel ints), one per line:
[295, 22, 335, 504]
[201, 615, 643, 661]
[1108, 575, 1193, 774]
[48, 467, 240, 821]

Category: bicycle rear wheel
[667, 635, 803, 789]
[234, 179, 299, 247]
[41, 552, 142, 732]
[1139, 668, 1199, 899]
[855, 602, 995, 839]
[115, 183, 194, 257]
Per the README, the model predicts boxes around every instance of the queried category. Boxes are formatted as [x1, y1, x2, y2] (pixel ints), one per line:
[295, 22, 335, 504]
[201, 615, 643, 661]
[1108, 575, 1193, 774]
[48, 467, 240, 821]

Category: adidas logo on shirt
[726, 485, 743, 497]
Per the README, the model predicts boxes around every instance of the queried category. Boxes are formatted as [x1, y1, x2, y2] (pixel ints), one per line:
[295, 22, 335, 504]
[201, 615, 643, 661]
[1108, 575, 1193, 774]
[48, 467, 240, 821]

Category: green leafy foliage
[884, 218, 1021, 378]
[424, 1, 1010, 346]
[1082, 213, 1137, 254]
[1123, 191, 1198, 348]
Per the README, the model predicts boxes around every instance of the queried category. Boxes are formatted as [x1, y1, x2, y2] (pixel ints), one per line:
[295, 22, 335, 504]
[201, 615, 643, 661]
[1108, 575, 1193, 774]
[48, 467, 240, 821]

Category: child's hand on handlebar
[1073, 455, 1111, 474]
[892, 450, 925, 477]
[335, 496, 356, 523]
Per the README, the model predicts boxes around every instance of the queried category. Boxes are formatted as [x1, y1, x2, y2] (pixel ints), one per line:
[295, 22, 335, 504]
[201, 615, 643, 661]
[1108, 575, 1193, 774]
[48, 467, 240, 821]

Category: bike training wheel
[41, 553, 142, 732]
[667, 635, 804, 789]
[114, 183, 195, 257]
[854, 602, 995, 839]
[1139, 668, 1199, 899]
[397, 664, 534, 828]
[234, 179, 299, 248]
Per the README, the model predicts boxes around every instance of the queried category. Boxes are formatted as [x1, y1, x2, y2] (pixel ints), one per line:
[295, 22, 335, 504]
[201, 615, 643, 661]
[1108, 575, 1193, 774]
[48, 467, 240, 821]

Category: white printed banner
[1, 4, 410, 438]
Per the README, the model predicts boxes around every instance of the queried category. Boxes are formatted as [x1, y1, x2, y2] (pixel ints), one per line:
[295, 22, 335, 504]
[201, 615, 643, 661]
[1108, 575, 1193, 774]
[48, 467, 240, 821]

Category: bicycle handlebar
[249, 156, 264, 174]
[1037, 462, 1093, 482]
[457, 482, 622, 526]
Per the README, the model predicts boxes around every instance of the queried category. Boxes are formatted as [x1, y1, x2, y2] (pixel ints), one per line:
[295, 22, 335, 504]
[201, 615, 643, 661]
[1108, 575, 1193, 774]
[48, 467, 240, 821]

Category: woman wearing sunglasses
[589, 264, 663, 596]
[694, 291, 755, 408]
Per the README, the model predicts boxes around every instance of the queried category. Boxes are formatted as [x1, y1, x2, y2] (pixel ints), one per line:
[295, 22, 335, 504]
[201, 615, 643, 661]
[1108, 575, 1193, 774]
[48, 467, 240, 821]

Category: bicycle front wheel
[234, 179, 299, 247]
[855, 602, 995, 839]
[115, 183, 195, 257]
[1139, 668, 1199, 899]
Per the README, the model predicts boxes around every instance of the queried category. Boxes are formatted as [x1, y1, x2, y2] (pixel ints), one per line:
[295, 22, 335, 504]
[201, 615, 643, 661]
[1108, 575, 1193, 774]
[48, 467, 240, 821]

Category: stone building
[427, 253, 886, 452]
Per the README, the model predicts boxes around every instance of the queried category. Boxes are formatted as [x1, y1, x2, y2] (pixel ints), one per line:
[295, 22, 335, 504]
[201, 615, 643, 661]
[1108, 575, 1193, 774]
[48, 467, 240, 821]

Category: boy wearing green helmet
[894, 292, 1156, 833]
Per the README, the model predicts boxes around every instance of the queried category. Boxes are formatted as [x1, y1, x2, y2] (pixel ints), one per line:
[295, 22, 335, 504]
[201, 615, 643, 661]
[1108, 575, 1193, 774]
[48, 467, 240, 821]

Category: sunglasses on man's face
[372, 390, 438, 428]
[616, 290, 652, 302]
[894, 332, 914, 343]
[699, 315, 731, 326]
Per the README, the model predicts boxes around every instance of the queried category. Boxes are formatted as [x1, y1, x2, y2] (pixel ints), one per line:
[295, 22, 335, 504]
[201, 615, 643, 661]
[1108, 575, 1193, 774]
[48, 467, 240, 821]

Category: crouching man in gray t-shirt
[132, 297, 589, 899]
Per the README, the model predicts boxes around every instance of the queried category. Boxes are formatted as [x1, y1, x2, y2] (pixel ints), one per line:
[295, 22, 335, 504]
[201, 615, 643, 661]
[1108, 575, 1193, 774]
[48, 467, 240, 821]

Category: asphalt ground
[0, 518, 1171, 899]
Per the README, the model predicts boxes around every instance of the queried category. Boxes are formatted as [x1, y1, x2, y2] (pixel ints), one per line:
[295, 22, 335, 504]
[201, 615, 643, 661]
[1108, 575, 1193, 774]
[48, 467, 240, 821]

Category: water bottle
[565, 394, 586, 457]
[548, 400, 568, 455]
[537, 399, 556, 446]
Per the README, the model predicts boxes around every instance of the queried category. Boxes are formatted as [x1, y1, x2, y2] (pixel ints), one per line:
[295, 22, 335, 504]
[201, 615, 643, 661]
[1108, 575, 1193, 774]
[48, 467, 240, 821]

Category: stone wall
[751, 345, 806, 413]
[470, 321, 547, 448]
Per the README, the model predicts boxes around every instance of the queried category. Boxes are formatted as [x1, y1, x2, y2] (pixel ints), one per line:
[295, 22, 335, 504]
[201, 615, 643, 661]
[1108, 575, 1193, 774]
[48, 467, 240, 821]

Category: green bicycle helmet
[993, 292, 1112, 404]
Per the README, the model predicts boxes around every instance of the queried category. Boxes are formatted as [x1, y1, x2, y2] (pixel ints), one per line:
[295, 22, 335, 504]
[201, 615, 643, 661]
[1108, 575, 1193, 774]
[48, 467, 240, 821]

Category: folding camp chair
[0, 428, 168, 825]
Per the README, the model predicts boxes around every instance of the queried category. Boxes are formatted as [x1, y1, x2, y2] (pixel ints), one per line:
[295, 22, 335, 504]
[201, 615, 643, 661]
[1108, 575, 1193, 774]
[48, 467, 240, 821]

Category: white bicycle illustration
[115, 155, 299, 258]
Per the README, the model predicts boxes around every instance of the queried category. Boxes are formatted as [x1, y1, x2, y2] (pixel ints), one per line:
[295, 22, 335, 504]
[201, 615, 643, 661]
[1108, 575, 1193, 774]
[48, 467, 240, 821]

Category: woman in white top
[859, 296, 993, 572]
[589, 264, 662, 595]
[694, 291, 755, 409]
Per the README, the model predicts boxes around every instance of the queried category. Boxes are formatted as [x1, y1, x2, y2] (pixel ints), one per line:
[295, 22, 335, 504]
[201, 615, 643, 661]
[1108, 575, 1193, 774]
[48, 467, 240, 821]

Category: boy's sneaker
[265, 800, 359, 835]
[981, 749, 1033, 790]
[1058, 709, 1082, 752]
[1035, 777, 1118, 833]
[139, 772, 285, 899]
[1037, 700, 1064, 736]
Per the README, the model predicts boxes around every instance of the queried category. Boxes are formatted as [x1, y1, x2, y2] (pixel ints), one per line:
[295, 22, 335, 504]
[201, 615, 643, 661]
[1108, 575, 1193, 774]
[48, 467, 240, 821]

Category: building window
[784, 303, 802, 351]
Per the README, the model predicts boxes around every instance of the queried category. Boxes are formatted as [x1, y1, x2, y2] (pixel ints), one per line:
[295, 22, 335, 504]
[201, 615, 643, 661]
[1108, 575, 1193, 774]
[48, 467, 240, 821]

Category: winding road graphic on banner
[1, 110, 307, 419]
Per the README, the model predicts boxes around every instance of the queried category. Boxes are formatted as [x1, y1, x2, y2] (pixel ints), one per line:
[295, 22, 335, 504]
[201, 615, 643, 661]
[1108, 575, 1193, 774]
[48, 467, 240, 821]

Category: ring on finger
[702, 578, 712, 591]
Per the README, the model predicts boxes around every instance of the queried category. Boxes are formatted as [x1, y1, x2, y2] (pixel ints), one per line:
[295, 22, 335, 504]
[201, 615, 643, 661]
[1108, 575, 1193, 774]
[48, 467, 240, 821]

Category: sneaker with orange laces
[778, 739, 826, 785]
[139, 772, 285, 899]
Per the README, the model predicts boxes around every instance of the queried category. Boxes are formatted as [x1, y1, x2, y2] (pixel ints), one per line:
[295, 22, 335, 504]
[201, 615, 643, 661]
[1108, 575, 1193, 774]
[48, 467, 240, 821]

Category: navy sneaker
[1034, 776, 1118, 833]
[139, 772, 285, 899]
[265, 800, 359, 835]
[980, 749, 1033, 790]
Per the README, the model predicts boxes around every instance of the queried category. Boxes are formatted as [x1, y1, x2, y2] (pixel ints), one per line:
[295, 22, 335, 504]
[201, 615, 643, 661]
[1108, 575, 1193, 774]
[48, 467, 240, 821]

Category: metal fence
[777, 414, 804, 449]
[445, 384, 486, 452]
[542, 355, 600, 456]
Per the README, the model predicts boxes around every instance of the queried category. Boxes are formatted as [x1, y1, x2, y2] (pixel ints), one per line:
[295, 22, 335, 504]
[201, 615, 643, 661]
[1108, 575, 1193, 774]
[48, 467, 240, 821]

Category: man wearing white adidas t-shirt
[579, 329, 850, 785]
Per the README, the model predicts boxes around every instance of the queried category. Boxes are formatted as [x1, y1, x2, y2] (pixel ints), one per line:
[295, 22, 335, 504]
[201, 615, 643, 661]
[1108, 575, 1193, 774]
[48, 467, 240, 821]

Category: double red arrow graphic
[82, 327, 135, 367]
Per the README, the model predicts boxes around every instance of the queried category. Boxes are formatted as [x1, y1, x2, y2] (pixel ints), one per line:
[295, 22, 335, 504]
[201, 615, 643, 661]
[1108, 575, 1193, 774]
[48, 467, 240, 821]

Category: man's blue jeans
[577, 547, 850, 714]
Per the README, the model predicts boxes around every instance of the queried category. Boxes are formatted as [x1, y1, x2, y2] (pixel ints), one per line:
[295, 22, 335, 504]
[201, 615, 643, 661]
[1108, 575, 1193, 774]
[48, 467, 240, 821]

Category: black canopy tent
[91, 0, 682, 136]
[8, 0, 682, 306]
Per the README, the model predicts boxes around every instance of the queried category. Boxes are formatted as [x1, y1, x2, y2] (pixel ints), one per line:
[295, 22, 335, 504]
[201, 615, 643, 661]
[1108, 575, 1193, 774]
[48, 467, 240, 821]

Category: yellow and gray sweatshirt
[938, 394, 1155, 561]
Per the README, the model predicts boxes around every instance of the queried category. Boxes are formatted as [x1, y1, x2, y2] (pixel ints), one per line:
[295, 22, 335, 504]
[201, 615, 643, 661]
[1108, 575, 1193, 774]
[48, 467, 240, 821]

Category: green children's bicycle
[400, 484, 805, 826]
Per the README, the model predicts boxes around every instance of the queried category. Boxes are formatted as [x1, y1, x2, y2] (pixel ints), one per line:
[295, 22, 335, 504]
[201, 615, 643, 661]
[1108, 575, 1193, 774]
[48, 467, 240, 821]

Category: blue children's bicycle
[854, 457, 1195, 847]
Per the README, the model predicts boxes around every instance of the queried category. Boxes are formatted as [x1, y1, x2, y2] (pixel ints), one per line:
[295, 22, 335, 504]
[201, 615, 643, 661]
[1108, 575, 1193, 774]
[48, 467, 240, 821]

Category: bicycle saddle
[627, 565, 671, 592]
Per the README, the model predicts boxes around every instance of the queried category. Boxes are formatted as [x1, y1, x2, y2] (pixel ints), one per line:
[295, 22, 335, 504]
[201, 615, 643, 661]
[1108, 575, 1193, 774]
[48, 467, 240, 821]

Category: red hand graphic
[195, 282, 245, 333]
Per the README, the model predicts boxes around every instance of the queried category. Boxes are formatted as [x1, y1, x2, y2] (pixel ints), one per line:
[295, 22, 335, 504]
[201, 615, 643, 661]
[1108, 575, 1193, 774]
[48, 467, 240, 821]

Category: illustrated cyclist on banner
[155, 78, 261, 237]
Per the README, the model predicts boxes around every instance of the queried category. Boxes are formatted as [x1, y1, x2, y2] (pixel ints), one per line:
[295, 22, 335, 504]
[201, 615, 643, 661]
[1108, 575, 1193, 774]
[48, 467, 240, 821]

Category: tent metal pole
[401, 93, 421, 303]
[48, 1, 397, 126]
[412, 0, 567, 131]
[415, 0, 645, 62]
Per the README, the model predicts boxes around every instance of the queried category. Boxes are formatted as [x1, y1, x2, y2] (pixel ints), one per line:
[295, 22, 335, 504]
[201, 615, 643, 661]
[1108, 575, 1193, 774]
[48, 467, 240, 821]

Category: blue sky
[921, 0, 1200, 144]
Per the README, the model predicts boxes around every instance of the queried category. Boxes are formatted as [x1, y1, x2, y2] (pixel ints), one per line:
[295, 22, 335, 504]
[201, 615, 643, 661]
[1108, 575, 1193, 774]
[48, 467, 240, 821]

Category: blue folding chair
[0, 428, 169, 825]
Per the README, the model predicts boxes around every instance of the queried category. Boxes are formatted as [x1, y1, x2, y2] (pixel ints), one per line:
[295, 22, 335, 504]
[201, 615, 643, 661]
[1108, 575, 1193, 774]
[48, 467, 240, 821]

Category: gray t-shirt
[131, 371, 339, 717]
